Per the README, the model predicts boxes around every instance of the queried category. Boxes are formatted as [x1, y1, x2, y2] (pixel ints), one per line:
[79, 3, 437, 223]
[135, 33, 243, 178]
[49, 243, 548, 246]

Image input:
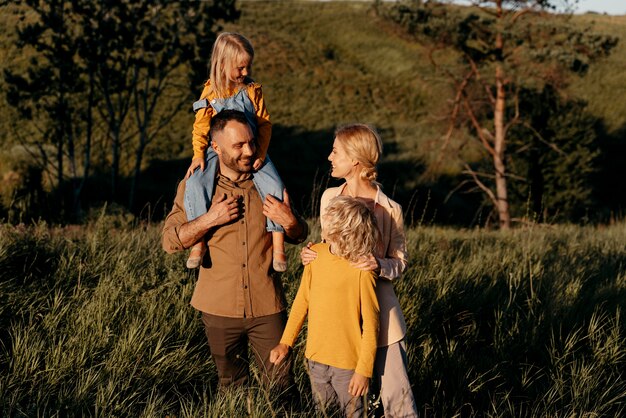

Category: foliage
[1, 220, 626, 416]
[0, 145, 48, 223]
[506, 85, 603, 222]
[1, 2, 626, 224]
[382, 0, 618, 228]
[1, 0, 239, 219]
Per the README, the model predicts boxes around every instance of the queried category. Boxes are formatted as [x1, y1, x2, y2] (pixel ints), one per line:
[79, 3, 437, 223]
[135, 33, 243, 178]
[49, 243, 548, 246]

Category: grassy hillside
[0, 1, 625, 223]
[1, 219, 626, 416]
[568, 14, 626, 134]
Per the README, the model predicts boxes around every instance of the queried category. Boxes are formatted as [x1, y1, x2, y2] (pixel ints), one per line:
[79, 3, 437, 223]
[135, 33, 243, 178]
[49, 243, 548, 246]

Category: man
[162, 109, 308, 392]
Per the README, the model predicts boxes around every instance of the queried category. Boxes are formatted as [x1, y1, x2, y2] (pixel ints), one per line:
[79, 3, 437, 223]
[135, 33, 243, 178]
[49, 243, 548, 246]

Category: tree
[2, 0, 239, 219]
[4, 0, 89, 219]
[71, 0, 238, 209]
[506, 85, 602, 222]
[384, 0, 617, 228]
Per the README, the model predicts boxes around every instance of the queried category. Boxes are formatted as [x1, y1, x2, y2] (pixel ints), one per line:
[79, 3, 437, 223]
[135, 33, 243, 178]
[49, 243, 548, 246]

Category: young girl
[184, 32, 287, 271]
[302, 124, 418, 417]
[270, 196, 380, 418]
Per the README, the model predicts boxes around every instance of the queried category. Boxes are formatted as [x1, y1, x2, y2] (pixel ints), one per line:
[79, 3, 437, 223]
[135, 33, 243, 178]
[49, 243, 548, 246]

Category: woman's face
[328, 138, 356, 179]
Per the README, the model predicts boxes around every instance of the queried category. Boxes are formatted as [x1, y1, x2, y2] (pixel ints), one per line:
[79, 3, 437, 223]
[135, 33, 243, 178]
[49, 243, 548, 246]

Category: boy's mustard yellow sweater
[280, 243, 380, 377]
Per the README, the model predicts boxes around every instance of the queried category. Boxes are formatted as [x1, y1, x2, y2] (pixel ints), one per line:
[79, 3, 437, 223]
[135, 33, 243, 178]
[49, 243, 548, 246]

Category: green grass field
[1, 216, 625, 416]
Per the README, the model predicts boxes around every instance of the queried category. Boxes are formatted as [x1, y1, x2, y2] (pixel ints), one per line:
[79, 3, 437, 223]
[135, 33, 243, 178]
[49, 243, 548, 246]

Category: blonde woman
[270, 196, 381, 418]
[301, 124, 418, 417]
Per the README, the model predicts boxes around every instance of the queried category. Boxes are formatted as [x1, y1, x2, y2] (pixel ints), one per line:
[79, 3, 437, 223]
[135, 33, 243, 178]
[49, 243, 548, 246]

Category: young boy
[270, 196, 381, 417]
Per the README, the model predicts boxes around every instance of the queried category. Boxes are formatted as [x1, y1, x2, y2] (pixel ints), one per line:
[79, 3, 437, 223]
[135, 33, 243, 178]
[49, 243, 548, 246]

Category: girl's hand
[348, 372, 369, 397]
[300, 242, 317, 266]
[269, 343, 290, 365]
[253, 158, 263, 171]
[185, 157, 205, 179]
[350, 254, 380, 273]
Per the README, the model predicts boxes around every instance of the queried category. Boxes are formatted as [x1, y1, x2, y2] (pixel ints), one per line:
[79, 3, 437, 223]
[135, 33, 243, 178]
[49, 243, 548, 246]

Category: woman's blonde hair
[209, 32, 254, 98]
[334, 124, 383, 183]
[323, 196, 380, 263]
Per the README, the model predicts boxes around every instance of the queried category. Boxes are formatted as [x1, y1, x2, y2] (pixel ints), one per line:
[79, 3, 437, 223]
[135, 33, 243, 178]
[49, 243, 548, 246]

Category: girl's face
[227, 54, 251, 87]
[328, 138, 357, 179]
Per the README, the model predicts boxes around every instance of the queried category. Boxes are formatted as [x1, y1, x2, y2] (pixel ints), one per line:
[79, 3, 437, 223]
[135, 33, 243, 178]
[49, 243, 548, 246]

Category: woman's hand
[269, 343, 290, 365]
[300, 242, 318, 265]
[253, 157, 264, 171]
[350, 254, 380, 272]
[348, 372, 369, 397]
[185, 157, 205, 179]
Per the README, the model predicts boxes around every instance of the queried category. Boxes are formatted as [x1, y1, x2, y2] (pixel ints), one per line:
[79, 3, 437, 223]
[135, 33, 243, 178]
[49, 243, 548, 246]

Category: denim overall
[184, 87, 284, 232]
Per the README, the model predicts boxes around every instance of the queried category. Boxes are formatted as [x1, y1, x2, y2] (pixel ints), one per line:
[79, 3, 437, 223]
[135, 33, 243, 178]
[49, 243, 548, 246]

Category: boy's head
[323, 196, 380, 263]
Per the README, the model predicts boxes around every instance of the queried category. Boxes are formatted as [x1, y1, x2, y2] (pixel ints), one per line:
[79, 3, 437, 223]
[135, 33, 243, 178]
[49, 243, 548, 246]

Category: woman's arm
[377, 205, 408, 280]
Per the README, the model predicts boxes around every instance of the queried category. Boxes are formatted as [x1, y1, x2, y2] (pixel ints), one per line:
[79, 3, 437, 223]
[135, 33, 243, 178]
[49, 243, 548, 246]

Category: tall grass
[1, 217, 625, 416]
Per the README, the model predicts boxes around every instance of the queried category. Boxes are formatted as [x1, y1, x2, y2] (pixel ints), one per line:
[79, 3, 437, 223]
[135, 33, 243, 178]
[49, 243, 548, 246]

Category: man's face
[212, 120, 256, 176]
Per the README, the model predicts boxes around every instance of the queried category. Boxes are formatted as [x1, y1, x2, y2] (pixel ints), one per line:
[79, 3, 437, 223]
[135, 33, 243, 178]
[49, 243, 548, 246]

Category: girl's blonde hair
[323, 196, 380, 263]
[334, 124, 383, 183]
[209, 32, 254, 98]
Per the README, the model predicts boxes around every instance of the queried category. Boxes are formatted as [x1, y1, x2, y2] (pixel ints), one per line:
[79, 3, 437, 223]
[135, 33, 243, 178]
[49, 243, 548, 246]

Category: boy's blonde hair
[209, 32, 254, 98]
[334, 124, 383, 183]
[323, 196, 380, 263]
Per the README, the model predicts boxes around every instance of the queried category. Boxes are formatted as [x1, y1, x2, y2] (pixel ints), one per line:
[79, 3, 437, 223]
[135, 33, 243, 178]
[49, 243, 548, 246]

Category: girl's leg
[375, 340, 418, 418]
[251, 156, 287, 272]
[184, 149, 218, 269]
[272, 232, 287, 272]
[186, 240, 206, 269]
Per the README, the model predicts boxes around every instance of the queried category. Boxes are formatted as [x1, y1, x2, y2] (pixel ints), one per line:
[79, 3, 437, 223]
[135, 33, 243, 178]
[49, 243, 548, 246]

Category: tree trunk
[493, 4, 511, 229]
[128, 139, 145, 211]
[111, 128, 120, 200]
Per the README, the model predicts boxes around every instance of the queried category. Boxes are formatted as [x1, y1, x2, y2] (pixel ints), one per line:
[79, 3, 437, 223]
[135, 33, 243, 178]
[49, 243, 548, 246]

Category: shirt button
[242, 264, 246, 268]
[244, 285, 248, 289]
[242, 242, 246, 246]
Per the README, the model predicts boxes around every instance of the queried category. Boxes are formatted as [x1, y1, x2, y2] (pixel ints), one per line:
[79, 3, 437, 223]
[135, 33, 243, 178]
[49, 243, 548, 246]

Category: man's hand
[269, 343, 290, 365]
[202, 193, 241, 228]
[300, 242, 318, 266]
[348, 372, 369, 397]
[253, 157, 264, 171]
[350, 254, 380, 273]
[185, 157, 205, 179]
[263, 189, 297, 230]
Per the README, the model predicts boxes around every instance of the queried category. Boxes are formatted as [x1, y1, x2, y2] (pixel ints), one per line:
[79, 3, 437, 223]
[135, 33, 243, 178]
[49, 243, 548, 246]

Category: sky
[446, 0, 626, 15]
[574, 0, 626, 15]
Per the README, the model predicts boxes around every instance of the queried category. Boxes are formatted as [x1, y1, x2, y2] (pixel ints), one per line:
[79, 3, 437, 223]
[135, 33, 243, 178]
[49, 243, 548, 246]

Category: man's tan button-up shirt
[162, 174, 305, 318]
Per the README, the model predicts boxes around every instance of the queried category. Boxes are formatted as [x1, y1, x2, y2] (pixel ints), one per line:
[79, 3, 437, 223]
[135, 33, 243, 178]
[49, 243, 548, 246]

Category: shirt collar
[337, 182, 387, 209]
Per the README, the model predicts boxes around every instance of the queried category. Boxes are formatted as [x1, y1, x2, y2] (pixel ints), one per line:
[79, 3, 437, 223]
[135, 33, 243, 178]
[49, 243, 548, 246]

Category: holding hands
[263, 189, 295, 228]
[203, 193, 241, 228]
[348, 372, 369, 397]
[269, 343, 290, 365]
[185, 157, 205, 179]
[300, 242, 317, 265]
[350, 253, 380, 273]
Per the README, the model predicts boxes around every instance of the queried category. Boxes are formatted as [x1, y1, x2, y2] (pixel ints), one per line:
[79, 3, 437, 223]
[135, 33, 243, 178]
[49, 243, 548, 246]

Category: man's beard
[222, 152, 254, 174]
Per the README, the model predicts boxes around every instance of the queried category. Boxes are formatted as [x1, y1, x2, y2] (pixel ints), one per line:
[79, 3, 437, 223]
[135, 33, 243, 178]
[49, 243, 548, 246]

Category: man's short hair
[209, 109, 250, 142]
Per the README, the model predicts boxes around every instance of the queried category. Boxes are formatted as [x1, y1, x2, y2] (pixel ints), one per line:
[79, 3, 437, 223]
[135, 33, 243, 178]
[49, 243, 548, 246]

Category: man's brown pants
[201, 311, 293, 391]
